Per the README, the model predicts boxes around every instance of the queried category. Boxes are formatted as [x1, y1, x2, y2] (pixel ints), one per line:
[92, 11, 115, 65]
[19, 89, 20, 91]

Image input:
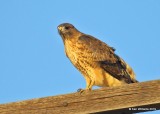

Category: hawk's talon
[77, 88, 91, 94]
[77, 88, 85, 94]
[77, 88, 83, 92]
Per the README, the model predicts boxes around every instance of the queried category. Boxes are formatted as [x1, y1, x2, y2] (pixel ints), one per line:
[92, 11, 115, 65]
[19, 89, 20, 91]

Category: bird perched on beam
[57, 23, 138, 92]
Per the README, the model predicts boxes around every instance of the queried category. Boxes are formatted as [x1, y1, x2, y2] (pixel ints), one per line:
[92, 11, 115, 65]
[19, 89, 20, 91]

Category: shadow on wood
[0, 80, 160, 114]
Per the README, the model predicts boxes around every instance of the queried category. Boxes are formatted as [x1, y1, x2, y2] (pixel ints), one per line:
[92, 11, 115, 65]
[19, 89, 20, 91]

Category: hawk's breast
[65, 40, 93, 77]
[65, 40, 78, 65]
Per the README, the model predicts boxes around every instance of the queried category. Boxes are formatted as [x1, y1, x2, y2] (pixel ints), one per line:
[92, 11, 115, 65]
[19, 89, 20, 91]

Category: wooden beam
[0, 80, 160, 114]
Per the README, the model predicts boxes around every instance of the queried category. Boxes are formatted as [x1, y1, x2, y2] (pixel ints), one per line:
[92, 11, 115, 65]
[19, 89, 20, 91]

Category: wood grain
[0, 80, 160, 114]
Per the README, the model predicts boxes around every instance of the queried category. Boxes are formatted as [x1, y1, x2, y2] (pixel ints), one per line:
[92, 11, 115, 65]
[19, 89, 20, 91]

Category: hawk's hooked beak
[58, 26, 63, 31]
[58, 26, 63, 35]
[58, 26, 65, 39]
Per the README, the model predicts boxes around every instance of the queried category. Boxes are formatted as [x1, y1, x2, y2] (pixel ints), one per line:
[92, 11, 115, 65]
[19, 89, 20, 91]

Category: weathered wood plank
[0, 80, 160, 114]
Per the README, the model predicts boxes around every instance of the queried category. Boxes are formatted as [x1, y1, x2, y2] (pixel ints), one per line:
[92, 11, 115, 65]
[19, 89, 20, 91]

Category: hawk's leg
[77, 76, 94, 94]
[85, 76, 95, 91]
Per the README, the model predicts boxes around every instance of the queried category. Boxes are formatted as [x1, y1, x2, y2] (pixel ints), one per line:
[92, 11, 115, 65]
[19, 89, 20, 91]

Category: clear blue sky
[0, 0, 160, 113]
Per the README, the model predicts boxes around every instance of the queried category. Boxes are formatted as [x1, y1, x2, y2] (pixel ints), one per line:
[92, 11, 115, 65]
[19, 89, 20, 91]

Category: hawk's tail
[131, 79, 139, 83]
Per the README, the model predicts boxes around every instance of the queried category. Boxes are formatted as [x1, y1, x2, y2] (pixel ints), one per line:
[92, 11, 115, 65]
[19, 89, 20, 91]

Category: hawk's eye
[65, 26, 70, 30]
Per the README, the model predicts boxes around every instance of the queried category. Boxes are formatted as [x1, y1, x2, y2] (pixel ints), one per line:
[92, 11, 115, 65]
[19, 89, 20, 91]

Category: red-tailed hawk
[58, 23, 138, 92]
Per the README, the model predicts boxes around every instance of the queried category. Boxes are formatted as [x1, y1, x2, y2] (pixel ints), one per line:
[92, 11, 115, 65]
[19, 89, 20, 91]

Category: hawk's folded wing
[77, 34, 133, 83]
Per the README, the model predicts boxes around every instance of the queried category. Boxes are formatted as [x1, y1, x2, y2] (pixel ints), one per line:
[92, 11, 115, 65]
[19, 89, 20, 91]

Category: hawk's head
[58, 23, 80, 40]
